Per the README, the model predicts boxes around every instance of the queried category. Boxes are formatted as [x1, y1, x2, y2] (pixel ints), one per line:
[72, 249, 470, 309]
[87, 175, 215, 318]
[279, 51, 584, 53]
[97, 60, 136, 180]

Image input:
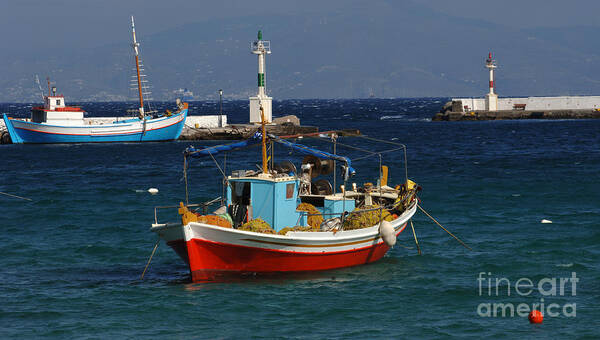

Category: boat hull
[2, 109, 187, 143]
[185, 228, 404, 281]
[153, 202, 417, 282]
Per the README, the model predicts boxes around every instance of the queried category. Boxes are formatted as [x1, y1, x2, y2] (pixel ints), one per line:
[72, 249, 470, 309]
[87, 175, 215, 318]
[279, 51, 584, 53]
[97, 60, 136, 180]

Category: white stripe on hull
[174, 202, 417, 253]
[10, 113, 185, 136]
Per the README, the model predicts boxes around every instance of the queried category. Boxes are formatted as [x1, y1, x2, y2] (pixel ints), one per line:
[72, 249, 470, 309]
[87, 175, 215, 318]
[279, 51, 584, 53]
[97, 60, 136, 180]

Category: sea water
[1, 99, 598, 338]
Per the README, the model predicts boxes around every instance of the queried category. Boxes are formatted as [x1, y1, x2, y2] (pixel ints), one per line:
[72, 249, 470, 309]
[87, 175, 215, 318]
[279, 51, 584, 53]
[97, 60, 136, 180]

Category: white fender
[379, 220, 396, 247]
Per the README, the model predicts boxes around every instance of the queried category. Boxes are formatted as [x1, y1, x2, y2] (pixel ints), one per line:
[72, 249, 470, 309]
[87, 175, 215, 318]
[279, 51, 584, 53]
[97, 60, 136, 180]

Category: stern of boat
[2, 114, 23, 144]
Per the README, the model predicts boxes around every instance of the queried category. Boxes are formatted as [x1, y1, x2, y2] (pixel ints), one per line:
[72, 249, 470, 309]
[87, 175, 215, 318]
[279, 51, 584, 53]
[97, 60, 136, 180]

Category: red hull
[185, 226, 406, 282]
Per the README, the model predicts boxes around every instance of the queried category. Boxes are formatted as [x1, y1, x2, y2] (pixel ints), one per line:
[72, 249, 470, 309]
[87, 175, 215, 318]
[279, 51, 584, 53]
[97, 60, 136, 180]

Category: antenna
[46, 77, 51, 97]
[35, 75, 44, 100]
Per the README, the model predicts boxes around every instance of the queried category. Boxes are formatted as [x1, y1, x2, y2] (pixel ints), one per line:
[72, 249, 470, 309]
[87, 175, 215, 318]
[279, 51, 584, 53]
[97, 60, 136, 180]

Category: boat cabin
[226, 171, 355, 232]
[31, 85, 85, 126]
[227, 172, 300, 232]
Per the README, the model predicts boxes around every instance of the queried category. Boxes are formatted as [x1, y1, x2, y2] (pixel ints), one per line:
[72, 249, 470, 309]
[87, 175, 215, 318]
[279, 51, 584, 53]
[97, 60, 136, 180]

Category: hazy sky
[2, 0, 600, 52]
[3, 0, 600, 100]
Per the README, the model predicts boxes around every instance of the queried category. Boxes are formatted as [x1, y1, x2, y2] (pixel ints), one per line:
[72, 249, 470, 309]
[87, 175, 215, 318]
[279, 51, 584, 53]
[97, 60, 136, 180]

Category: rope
[394, 242, 414, 250]
[410, 219, 422, 255]
[140, 238, 160, 280]
[417, 204, 472, 251]
[0, 191, 32, 201]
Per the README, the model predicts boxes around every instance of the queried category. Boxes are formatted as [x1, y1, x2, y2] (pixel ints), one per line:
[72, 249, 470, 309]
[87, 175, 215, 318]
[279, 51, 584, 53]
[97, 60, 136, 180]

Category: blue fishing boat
[2, 16, 187, 144]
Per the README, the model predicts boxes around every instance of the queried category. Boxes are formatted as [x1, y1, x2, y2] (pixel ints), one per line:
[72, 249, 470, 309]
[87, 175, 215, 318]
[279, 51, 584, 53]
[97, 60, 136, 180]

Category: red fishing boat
[151, 111, 419, 282]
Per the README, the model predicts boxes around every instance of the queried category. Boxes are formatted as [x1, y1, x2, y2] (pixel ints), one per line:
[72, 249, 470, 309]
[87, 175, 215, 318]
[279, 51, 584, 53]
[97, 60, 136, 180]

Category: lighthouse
[249, 30, 272, 124]
[485, 52, 498, 111]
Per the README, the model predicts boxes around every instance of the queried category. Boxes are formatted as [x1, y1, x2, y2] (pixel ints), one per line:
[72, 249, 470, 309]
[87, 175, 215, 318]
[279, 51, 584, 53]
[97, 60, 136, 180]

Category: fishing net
[342, 204, 393, 230]
[178, 202, 233, 228]
[278, 225, 319, 235]
[239, 218, 276, 234]
[296, 202, 323, 229]
[196, 214, 232, 228]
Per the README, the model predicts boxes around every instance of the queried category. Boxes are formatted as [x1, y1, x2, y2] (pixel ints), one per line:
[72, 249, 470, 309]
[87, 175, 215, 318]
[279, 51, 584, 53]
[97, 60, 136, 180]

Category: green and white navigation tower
[249, 30, 272, 124]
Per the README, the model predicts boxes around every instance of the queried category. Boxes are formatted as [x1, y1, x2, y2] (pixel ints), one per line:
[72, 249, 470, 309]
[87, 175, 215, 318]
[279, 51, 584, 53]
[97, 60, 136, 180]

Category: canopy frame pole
[222, 153, 227, 207]
[183, 156, 189, 206]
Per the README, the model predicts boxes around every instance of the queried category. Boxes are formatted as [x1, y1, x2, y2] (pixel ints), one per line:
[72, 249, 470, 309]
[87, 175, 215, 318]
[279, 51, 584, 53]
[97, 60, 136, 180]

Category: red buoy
[528, 310, 543, 324]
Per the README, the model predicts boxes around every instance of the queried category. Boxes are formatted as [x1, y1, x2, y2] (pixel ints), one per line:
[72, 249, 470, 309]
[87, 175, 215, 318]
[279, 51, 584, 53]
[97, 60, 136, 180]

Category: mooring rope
[417, 204, 472, 251]
[0, 191, 32, 201]
[140, 238, 160, 280]
[410, 219, 422, 255]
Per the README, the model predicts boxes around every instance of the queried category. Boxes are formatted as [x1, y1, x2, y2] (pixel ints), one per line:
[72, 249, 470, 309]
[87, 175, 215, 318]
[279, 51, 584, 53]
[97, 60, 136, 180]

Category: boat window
[231, 181, 251, 205]
[56, 99, 61, 106]
[286, 183, 295, 199]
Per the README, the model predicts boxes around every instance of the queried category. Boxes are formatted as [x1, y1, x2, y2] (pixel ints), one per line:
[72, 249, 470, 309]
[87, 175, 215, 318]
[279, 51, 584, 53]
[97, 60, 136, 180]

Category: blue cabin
[226, 172, 356, 232]
[227, 173, 301, 232]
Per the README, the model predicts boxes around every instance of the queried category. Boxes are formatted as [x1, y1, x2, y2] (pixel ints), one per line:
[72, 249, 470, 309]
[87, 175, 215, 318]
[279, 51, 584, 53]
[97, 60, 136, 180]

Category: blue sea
[1, 99, 599, 338]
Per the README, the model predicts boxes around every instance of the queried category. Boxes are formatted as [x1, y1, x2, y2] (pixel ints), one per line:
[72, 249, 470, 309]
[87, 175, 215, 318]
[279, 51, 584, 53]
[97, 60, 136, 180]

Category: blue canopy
[184, 132, 262, 157]
[270, 136, 355, 176]
[184, 131, 355, 176]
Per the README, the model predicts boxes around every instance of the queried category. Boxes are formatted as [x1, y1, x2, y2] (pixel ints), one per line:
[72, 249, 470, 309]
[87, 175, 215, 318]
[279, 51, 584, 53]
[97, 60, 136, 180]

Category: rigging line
[351, 147, 404, 162]
[207, 150, 227, 180]
[301, 133, 407, 153]
[355, 134, 408, 149]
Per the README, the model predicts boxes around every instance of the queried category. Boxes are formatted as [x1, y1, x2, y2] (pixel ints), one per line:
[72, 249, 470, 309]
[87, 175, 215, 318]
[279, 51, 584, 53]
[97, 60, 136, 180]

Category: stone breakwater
[433, 101, 600, 121]
[432, 109, 600, 121]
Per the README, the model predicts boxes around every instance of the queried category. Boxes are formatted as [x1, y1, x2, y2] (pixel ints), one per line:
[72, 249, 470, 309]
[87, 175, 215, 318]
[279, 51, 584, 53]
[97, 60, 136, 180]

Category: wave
[556, 263, 573, 267]
[380, 115, 405, 120]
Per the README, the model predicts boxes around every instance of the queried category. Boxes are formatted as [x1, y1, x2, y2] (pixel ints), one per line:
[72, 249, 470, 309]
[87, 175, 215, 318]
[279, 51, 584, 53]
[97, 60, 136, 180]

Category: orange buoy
[528, 310, 543, 324]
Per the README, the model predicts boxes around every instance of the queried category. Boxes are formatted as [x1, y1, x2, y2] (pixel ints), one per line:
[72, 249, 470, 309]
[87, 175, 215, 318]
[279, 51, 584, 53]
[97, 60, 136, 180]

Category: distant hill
[2, 0, 600, 102]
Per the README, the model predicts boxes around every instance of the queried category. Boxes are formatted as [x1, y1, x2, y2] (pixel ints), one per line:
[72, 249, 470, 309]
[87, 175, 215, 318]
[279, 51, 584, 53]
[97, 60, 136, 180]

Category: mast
[131, 16, 144, 118]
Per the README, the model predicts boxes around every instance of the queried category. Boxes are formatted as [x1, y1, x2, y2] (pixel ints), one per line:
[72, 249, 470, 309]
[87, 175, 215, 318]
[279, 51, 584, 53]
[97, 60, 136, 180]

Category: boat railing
[153, 196, 222, 224]
[295, 195, 416, 228]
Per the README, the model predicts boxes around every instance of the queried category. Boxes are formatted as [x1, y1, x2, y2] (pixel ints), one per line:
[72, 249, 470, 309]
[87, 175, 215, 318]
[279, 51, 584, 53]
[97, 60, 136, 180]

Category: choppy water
[1, 99, 599, 338]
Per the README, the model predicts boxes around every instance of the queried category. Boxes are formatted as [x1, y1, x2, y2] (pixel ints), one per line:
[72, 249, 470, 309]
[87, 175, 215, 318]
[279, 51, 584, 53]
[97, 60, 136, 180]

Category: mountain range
[1, 0, 600, 102]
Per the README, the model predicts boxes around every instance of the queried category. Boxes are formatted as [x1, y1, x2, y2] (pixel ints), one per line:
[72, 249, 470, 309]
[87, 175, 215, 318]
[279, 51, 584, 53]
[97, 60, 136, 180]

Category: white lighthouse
[249, 30, 272, 124]
[485, 52, 498, 111]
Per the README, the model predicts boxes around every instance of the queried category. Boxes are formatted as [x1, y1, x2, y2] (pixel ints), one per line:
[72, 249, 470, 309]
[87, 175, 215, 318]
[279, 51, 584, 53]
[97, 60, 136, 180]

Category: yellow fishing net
[342, 204, 393, 230]
[239, 218, 276, 234]
[296, 202, 323, 229]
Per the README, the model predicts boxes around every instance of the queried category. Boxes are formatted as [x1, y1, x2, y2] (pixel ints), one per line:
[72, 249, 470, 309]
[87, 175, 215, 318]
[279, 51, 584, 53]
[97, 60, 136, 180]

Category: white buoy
[541, 219, 552, 224]
[379, 220, 396, 247]
[148, 188, 159, 195]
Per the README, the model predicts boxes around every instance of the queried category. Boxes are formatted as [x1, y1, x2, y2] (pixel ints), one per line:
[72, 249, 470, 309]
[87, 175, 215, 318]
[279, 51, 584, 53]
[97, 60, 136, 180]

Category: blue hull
[3, 110, 187, 144]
